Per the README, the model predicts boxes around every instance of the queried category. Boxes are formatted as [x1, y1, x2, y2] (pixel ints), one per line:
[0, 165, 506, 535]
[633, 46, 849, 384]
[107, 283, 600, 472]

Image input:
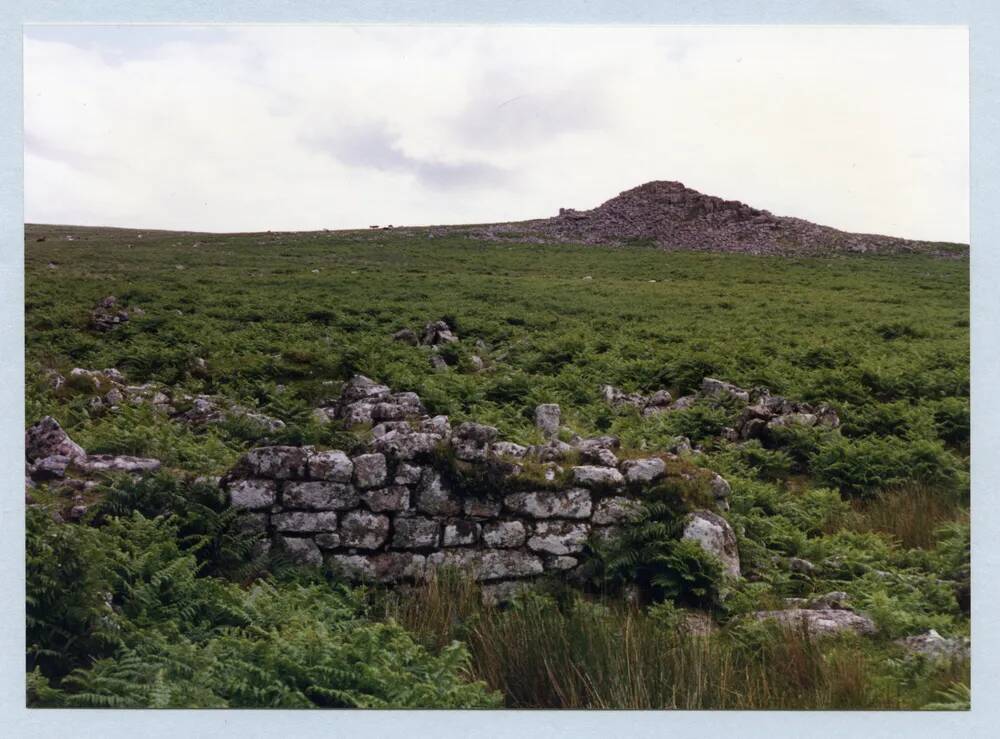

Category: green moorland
[25, 225, 969, 709]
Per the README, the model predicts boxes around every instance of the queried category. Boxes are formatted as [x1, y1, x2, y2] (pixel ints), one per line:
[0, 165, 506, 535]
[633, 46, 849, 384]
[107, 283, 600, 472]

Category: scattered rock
[72, 455, 161, 475]
[90, 296, 131, 331]
[393, 328, 418, 345]
[681, 510, 741, 578]
[895, 630, 970, 660]
[25, 417, 85, 462]
[535, 404, 561, 438]
[421, 320, 458, 346]
[749, 608, 877, 636]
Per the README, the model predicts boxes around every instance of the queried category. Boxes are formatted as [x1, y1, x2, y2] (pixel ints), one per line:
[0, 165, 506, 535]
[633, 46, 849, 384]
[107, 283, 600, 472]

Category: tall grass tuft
[849, 484, 968, 549]
[382, 573, 966, 710]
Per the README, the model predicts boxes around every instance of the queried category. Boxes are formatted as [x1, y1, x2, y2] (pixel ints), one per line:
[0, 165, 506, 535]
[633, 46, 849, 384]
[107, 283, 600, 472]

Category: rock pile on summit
[476, 181, 958, 256]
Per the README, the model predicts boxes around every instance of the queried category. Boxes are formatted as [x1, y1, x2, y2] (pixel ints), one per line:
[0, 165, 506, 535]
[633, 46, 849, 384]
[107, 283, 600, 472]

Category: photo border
[2, 2, 995, 737]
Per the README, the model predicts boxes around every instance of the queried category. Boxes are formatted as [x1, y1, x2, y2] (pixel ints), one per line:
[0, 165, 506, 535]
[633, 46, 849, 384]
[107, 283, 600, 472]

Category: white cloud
[24, 25, 968, 241]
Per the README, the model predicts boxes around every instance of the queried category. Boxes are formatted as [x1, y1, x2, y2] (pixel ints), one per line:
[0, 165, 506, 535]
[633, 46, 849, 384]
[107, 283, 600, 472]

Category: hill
[475, 180, 968, 256]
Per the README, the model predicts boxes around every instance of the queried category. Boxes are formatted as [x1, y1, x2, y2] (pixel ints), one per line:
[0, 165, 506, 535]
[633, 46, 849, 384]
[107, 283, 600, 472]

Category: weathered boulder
[463, 497, 503, 519]
[72, 455, 162, 475]
[421, 415, 451, 436]
[681, 510, 741, 579]
[527, 521, 589, 555]
[504, 489, 592, 519]
[227, 479, 278, 510]
[530, 439, 574, 462]
[592, 496, 642, 525]
[642, 390, 674, 416]
[670, 395, 698, 411]
[749, 608, 877, 636]
[701, 377, 750, 403]
[372, 430, 441, 460]
[308, 450, 354, 482]
[575, 439, 619, 467]
[339, 510, 390, 549]
[90, 296, 131, 331]
[283, 481, 359, 510]
[426, 549, 544, 581]
[372, 421, 413, 438]
[277, 536, 323, 567]
[393, 517, 440, 549]
[895, 630, 970, 660]
[600, 384, 646, 409]
[340, 375, 391, 404]
[415, 469, 462, 515]
[443, 521, 480, 547]
[768, 413, 818, 430]
[451, 422, 498, 462]
[393, 462, 424, 485]
[30, 455, 71, 481]
[572, 465, 625, 490]
[392, 328, 418, 345]
[421, 320, 458, 345]
[535, 404, 561, 438]
[353, 453, 388, 489]
[360, 485, 410, 512]
[175, 395, 285, 433]
[621, 457, 667, 484]
[238, 446, 309, 480]
[25, 417, 86, 462]
[272, 511, 338, 533]
[492, 441, 529, 459]
[788, 557, 817, 575]
[482, 520, 527, 548]
[327, 552, 427, 584]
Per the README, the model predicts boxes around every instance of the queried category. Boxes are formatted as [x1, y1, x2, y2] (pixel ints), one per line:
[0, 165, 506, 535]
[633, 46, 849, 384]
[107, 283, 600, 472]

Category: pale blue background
[1, 1, 996, 737]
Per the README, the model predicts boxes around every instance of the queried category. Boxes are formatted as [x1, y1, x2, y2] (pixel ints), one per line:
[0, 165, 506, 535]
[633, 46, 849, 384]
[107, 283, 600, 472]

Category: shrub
[812, 436, 963, 497]
[26, 509, 499, 708]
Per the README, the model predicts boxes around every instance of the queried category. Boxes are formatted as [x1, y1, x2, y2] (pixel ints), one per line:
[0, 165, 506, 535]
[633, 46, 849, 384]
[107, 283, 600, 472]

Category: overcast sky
[23, 25, 968, 242]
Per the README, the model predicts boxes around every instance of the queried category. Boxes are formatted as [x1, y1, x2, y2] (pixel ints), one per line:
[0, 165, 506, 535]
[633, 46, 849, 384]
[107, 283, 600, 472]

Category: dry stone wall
[221, 375, 737, 593]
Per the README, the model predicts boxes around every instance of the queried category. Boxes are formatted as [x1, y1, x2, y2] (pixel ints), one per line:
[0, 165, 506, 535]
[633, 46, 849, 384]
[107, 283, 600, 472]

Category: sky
[23, 25, 969, 242]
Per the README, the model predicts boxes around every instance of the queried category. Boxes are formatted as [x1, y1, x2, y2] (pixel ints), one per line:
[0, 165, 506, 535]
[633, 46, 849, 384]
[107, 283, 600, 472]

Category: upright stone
[535, 404, 561, 438]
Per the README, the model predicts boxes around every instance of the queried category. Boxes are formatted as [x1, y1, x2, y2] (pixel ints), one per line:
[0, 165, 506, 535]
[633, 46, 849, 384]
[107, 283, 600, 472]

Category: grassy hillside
[25, 225, 970, 709]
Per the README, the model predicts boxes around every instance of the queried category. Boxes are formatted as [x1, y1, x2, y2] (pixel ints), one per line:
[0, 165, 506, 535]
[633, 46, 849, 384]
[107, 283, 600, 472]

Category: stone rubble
[600, 376, 840, 444]
[90, 296, 132, 331]
[471, 180, 954, 256]
[24, 416, 163, 519]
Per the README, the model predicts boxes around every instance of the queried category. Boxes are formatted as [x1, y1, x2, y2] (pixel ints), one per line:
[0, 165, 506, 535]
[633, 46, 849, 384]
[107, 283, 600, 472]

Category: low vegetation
[25, 225, 969, 708]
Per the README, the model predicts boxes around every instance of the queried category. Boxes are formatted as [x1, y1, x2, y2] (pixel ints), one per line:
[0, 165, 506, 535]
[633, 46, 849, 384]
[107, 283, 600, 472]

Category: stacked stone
[223, 443, 637, 584]
[219, 374, 739, 591]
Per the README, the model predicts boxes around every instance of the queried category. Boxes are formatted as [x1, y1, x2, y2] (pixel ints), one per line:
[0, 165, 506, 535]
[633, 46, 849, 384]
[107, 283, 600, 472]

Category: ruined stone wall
[220, 378, 737, 597]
